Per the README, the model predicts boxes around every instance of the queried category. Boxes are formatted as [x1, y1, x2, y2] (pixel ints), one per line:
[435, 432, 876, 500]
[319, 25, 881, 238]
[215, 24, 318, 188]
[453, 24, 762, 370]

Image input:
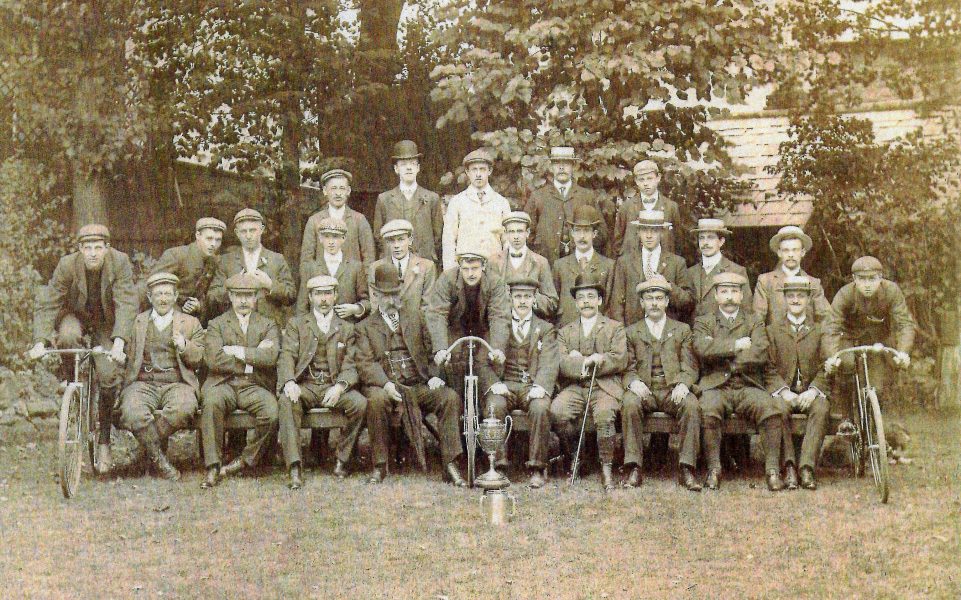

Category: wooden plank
[225, 408, 347, 430]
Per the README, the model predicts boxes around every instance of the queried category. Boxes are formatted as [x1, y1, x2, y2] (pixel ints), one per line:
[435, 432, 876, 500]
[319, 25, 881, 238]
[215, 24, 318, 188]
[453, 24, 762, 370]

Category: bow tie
[510, 252, 524, 258]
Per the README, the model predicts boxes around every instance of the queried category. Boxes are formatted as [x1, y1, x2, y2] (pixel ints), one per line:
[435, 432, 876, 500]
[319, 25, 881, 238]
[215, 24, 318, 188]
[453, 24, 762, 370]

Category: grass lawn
[1, 407, 959, 599]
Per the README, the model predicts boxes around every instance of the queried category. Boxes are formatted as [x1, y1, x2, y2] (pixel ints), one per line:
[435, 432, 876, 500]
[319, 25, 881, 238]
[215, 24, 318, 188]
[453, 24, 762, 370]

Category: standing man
[117, 273, 204, 481]
[524, 146, 615, 263]
[209, 208, 296, 328]
[686, 218, 752, 319]
[484, 277, 559, 488]
[693, 272, 786, 491]
[296, 216, 369, 321]
[356, 264, 466, 486]
[621, 280, 702, 491]
[301, 169, 377, 273]
[754, 225, 831, 325]
[277, 275, 368, 489]
[610, 210, 694, 326]
[550, 274, 628, 491]
[493, 211, 559, 320]
[29, 224, 137, 475]
[367, 219, 437, 314]
[372, 140, 445, 265]
[765, 276, 831, 491]
[612, 160, 681, 257]
[150, 217, 227, 325]
[199, 273, 280, 489]
[441, 149, 512, 271]
[552, 205, 615, 327]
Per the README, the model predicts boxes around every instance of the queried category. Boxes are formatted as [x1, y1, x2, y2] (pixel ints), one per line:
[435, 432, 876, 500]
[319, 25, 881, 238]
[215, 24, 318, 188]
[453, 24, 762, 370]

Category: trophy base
[475, 466, 510, 491]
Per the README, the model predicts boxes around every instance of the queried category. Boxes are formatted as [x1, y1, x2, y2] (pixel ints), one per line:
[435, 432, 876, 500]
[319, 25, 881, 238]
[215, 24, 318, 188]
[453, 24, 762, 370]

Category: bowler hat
[569, 273, 605, 298]
[391, 140, 422, 161]
[370, 262, 403, 294]
[566, 205, 602, 227]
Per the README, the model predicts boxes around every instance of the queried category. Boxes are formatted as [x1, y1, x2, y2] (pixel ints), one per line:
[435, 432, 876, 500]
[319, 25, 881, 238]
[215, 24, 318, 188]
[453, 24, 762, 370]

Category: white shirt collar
[470, 185, 495, 202]
[581, 314, 598, 337]
[393, 254, 410, 270]
[324, 251, 344, 273]
[787, 313, 807, 326]
[327, 204, 347, 221]
[234, 310, 251, 333]
[645, 316, 667, 339]
[574, 247, 594, 262]
[512, 310, 532, 324]
[701, 252, 723, 273]
[150, 309, 174, 331]
[508, 246, 527, 267]
[719, 308, 740, 321]
[313, 309, 334, 333]
[399, 182, 418, 197]
[242, 246, 262, 272]
[642, 245, 661, 267]
[554, 181, 570, 196]
[781, 264, 801, 278]
[380, 308, 399, 331]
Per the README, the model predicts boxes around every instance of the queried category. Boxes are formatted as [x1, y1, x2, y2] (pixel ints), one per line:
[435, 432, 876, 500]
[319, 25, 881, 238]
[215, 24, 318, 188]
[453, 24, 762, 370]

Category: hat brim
[392, 153, 422, 161]
[778, 286, 813, 293]
[569, 284, 605, 298]
[769, 232, 813, 253]
[370, 283, 403, 294]
[77, 235, 109, 243]
[549, 155, 580, 162]
[636, 284, 671, 295]
[691, 227, 732, 236]
[630, 221, 672, 229]
[565, 219, 601, 227]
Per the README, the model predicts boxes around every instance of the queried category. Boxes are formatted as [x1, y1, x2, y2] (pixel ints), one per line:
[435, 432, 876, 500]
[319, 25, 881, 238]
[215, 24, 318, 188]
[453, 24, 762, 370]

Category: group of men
[28, 140, 917, 493]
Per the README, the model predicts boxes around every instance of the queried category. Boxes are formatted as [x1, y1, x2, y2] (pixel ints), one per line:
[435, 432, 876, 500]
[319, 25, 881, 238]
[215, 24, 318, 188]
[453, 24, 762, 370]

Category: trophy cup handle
[479, 494, 489, 514]
[508, 493, 516, 518]
[503, 414, 513, 445]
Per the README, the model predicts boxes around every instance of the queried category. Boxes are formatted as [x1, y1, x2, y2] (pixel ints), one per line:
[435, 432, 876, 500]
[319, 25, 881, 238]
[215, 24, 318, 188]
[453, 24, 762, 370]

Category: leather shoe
[220, 457, 245, 478]
[288, 464, 304, 490]
[766, 469, 785, 491]
[333, 459, 349, 479]
[445, 461, 467, 487]
[705, 468, 721, 490]
[368, 465, 385, 484]
[94, 443, 112, 476]
[679, 465, 702, 491]
[622, 466, 642, 488]
[528, 469, 546, 489]
[200, 466, 220, 489]
[799, 466, 817, 490]
[784, 463, 799, 490]
[601, 463, 616, 491]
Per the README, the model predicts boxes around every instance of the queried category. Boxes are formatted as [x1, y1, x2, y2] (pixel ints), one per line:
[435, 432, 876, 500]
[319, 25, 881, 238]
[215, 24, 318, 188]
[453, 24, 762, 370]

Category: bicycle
[826, 344, 902, 504]
[443, 335, 497, 488]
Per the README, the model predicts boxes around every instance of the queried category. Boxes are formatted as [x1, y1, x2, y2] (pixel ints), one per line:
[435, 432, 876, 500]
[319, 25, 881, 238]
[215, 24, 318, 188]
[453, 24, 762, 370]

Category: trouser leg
[331, 390, 367, 464]
[363, 386, 392, 468]
[592, 390, 619, 464]
[620, 391, 645, 468]
[799, 395, 829, 471]
[90, 327, 122, 445]
[669, 391, 701, 469]
[550, 385, 585, 458]
[277, 392, 303, 467]
[419, 385, 463, 466]
[700, 389, 725, 471]
[525, 397, 551, 469]
[200, 384, 236, 467]
[734, 387, 784, 472]
[155, 383, 198, 433]
[778, 397, 798, 467]
[235, 383, 278, 468]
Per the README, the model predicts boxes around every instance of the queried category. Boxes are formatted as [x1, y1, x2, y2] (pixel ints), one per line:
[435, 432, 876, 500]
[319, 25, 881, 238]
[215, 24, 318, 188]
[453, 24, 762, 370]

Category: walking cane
[570, 364, 599, 486]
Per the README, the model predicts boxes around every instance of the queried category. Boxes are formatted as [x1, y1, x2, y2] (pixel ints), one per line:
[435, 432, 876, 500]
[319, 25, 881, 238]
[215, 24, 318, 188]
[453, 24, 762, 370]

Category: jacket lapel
[73, 254, 88, 308]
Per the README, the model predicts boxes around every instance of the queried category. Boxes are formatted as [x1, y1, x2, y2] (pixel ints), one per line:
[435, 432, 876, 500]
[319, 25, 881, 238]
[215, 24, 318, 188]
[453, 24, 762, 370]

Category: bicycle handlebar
[444, 336, 496, 357]
[30, 348, 112, 359]
[829, 344, 901, 362]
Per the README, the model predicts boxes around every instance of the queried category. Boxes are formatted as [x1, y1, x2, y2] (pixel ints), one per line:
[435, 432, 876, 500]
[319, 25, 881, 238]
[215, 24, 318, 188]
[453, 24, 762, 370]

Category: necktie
[386, 311, 399, 332]
[396, 260, 403, 279]
[513, 320, 527, 341]
[578, 256, 589, 271]
[644, 253, 656, 280]
[510, 252, 523, 258]
[477, 190, 486, 202]
[729, 316, 736, 326]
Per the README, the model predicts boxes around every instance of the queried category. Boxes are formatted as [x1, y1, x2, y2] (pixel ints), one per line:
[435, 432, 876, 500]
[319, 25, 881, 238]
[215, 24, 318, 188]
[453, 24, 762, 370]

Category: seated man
[200, 273, 280, 489]
[356, 264, 465, 486]
[297, 216, 369, 321]
[278, 275, 367, 489]
[549, 273, 627, 491]
[118, 273, 204, 480]
[484, 277, 559, 488]
[622, 279, 702, 491]
[693, 272, 786, 491]
[765, 276, 830, 491]
[492, 212, 559, 320]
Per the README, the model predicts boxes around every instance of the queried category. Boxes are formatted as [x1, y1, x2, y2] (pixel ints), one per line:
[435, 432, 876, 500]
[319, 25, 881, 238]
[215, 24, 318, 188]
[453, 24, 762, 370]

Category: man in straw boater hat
[524, 146, 616, 264]
[549, 273, 628, 491]
[552, 204, 615, 326]
[277, 274, 368, 489]
[117, 272, 204, 481]
[301, 168, 377, 273]
[441, 149, 512, 271]
[29, 223, 138, 475]
[753, 225, 831, 325]
[367, 218, 437, 315]
[208, 208, 296, 328]
[621, 279, 702, 491]
[764, 275, 831, 491]
[356, 263, 466, 486]
[372, 140, 445, 265]
[686, 217, 752, 319]
[612, 159, 681, 257]
[491, 211, 559, 320]
[150, 216, 227, 326]
[610, 209, 694, 326]
[296, 216, 369, 321]
[484, 276, 560, 488]
[200, 272, 280, 489]
[693, 272, 787, 492]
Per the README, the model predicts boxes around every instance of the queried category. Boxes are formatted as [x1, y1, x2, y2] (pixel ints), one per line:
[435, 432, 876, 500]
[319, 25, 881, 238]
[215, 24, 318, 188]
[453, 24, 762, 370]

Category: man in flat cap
[278, 275, 367, 489]
[441, 149, 512, 271]
[686, 218, 752, 319]
[484, 276, 559, 488]
[297, 216, 369, 321]
[302, 169, 376, 274]
[550, 273, 628, 491]
[524, 146, 616, 264]
[208, 208, 296, 328]
[29, 223, 138, 474]
[117, 273, 203, 480]
[367, 219, 437, 315]
[372, 140, 445, 265]
[764, 276, 831, 491]
[491, 211, 558, 320]
[612, 160, 681, 257]
[200, 272, 280, 489]
[621, 279, 702, 490]
[150, 217, 227, 326]
[356, 263, 466, 485]
[693, 272, 786, 491]
[753, 225, 831, 325]
[552, 205, 616, 327]
[610, 209, 694, 326]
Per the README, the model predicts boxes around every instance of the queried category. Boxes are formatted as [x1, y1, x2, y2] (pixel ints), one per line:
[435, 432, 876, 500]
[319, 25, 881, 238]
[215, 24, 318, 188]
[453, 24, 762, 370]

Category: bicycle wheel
[864, 389, 890, 503]
[464, 376, 478, 488]
[58, 384, 85, 498]
[86, 377, 101, 471]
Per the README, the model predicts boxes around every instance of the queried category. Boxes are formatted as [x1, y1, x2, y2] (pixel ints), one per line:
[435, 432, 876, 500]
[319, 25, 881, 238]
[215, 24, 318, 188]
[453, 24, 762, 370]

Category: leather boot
[333, 459, 349, 479]
[220, 457, 245, 478]
[445, 460, 467, 487]
[601, 463, 616, 491]
[705, 468, 721, 490]
[200, 466, 220, 489]
[528, 468, 546, 489]
[679, 465, 702, 491]
[622, 466, 642, 488]
[134, 424, 180, 481]
[288, 463, 304, 490]
[799, 466, 818, 490]
[94, 443, 112, 476]
[368, 465, 386, 484]
[766, 469, 785, 491]
[784, 463, 799, 490]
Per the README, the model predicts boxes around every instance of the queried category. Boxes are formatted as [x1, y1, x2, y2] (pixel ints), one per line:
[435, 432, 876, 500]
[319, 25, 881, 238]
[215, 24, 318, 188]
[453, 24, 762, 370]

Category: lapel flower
[337, 341, 346, 349]
[411, 264, 420, 275]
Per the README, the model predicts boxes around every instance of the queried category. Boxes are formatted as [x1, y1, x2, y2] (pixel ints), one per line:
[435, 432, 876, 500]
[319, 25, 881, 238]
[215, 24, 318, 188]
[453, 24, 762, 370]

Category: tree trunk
[72, 78, 108, 229]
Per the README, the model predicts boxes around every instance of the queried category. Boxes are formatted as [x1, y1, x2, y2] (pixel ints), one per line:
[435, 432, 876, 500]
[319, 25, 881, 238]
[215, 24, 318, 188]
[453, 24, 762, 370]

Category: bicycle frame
[445, 336, 496, 488]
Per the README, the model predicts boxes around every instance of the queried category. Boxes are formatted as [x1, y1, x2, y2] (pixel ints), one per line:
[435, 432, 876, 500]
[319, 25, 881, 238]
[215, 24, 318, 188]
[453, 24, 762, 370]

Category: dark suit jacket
[149, 242, 223, 323]
[301, 207, 376, 272]
[297, 256, 370, 319]
[34, 249, 138, 345]
[552, 251, 615, 327]
[208, 245, 297, 327]
[686, 256, 752, 320]
[355, 308, 438, 387]
[367, 254, 436, 315]
[612, 192, 680, 256]
[765, 317, 828, 395]
[123, 310, 204, 391]
[277, 313, 358, 393]
[753, 267, 831, 325]
[693, 310, 769, 391]
[623, 318, 697, 390]
[610, 250, 694, 325]
[372, 186, 444, 264]
[501, 316, 560, 395]
[524, 183, 616, 263]
[491, 249, 559, 320]
[425, 268, 511, 354]
[556, 315, 627, 399]
[203, 310, 280, 392]
[823, 280, 916, 356]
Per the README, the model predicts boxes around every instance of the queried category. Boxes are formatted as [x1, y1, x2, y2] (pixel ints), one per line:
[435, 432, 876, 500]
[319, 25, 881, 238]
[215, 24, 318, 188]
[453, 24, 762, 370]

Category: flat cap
[321, 169, 352, 186]
[566, 205, 602, 227]
[507, 276, 540, 291]
[691, 218, 731, 236]
[462, 149, 493, 168]
[636, 277, 672, 296]
[711, 271, 748, 290]
[77, 223, 110, 243]
[779, 275, 812, 294]
[631, 209, 672, 229]
[146, 272, 179, 289]
[225, 272, 263, 292]
[195, 217, 227, 232]
[851, 256, 883, 274]
[769, 225, 812, 253]
[233, 208, 265, 225]
[391, 140, 422, 161]
[634, 160, 659, 175]
[306, 274, 339, 291]
[456, 250, 487, 263]
[380, 219, 413, 239]
[570, 273, 606, 298]
[549, 146, 579, 162]
[502, 211, 532, 227]
[317, 216, 348, 236]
